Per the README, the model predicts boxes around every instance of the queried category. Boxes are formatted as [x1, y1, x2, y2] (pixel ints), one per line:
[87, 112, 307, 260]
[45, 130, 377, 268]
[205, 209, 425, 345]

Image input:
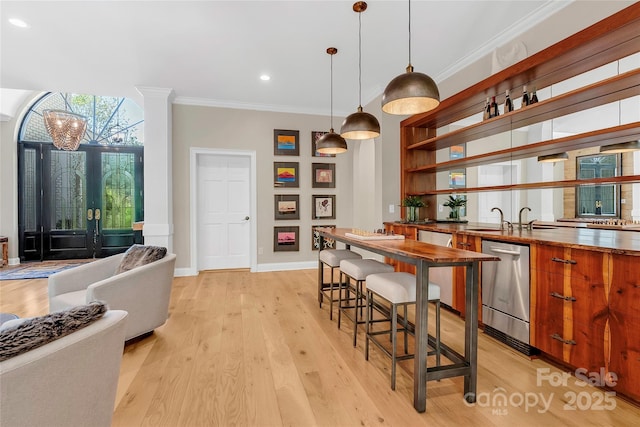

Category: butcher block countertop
[386, 221, 640, 256]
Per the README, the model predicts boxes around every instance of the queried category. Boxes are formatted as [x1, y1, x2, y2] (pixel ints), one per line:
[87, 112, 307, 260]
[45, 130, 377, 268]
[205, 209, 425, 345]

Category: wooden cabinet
[383, 223, 417, 273]
[532, 244, 640, 402]
[451, 233, 482, 316]
[608, 253, 640, 401]
[398, 5, 640, 219]
[531, 244, 608, 369]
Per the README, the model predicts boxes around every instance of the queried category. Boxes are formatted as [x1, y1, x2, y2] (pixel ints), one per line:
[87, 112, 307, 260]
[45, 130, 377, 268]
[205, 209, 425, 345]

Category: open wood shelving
[400, 4, 640, 220]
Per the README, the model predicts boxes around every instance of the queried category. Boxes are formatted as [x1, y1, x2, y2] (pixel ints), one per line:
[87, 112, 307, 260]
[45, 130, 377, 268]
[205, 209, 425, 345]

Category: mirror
[433, 50, 640, 224]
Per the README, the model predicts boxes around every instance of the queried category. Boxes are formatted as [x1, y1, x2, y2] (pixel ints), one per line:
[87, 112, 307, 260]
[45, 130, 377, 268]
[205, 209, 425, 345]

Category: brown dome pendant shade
[599, 140, 640, 153]
[317, 47, 348, 155]
[340, 2, 380, 140]
[537, 152, 569, 163]
[382, 0, 440, 115]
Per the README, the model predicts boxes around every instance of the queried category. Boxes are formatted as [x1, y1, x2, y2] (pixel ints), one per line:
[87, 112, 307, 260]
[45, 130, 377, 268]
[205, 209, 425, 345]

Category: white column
[632, 150, 640, 222]
[352, 139, 376, 230]
[136, 86, 174, 251]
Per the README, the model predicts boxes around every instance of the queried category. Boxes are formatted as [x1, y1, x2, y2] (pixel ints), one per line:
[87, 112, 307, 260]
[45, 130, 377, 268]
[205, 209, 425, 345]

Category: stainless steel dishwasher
[481, 240, 535, 355]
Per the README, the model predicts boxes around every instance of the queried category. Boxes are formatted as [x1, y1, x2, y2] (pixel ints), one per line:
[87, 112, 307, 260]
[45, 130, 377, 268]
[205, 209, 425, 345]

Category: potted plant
[443, 195, 467, 220]
[402, 196, 426, 223]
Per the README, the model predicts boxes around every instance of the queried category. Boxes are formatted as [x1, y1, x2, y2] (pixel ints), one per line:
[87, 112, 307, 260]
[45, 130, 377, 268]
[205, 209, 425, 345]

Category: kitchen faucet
[491, 207, 512, 230]
[518, 207, 534, 230]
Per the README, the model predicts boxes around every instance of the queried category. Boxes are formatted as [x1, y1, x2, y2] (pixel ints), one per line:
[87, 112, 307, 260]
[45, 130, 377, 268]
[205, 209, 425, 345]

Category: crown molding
[173, 95, 350, 118]
[435, 1, 573, 83]
[135, 86, 175, 101]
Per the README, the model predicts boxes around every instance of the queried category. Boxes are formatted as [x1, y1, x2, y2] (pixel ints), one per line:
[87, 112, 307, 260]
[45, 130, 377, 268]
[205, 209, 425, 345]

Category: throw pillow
[115, 244, 167, 274]
[0, 301, 107, 362]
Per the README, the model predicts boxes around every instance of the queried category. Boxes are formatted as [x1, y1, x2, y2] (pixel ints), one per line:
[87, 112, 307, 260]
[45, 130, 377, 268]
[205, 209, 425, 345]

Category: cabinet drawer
[534, 245, 607, 283]
[568, 318, 607, 371]
[567, 278, 608, 326]
[534, 245, 566, 275]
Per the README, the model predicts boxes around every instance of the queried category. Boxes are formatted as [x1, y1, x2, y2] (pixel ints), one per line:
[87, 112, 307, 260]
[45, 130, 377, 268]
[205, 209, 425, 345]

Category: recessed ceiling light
[260, 75, 271, 81]
[9, 18, 29, 28]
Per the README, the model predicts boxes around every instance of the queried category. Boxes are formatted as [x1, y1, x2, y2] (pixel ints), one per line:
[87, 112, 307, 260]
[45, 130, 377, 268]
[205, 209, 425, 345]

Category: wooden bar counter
[315, 227, 498, 413]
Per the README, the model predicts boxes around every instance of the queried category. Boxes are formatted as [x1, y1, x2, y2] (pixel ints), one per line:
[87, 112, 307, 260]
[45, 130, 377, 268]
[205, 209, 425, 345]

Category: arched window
[18, 92, 145, 261]
[20, 93, 143, 146]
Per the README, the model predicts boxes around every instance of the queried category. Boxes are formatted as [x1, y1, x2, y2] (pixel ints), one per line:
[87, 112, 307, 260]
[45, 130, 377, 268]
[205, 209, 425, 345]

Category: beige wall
[0, 94, 36, 263]
[171, 104, 353, 269]
[0, 1, 631, 267]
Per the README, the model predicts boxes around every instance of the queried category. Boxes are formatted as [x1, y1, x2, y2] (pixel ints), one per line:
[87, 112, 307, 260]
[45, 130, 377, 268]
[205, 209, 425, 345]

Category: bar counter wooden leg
[463, 262, 480, 403]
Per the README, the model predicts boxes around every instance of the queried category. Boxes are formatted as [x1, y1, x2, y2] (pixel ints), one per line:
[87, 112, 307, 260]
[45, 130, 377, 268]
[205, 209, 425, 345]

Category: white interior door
[197, 154, 251, 270]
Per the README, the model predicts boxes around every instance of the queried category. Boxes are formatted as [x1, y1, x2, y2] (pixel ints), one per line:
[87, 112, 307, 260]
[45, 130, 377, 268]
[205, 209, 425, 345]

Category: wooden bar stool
[318, 249, 362, 320]
[364, 272, 441, 390]
[338, 258, 394, 347]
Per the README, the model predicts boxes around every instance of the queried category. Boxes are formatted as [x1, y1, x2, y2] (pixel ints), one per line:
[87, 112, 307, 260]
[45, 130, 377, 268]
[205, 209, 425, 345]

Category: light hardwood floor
[1, 269, 639, 426]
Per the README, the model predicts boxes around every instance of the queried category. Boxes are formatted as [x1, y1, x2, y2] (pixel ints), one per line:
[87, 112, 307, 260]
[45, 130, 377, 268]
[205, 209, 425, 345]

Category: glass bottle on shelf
[504, 89, 513, 113]
[490, 96, 499, 118]
[521, 85, 530, 108]
[483, 97, 491, 120]
[530, 87, 539, 104]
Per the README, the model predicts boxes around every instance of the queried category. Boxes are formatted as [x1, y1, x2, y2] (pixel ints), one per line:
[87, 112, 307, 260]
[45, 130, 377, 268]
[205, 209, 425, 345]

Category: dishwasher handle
[489, 247, 521, 257]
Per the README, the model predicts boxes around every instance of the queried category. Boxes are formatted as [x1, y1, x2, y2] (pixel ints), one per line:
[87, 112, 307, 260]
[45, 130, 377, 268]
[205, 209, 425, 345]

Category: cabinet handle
[550, 292, 577, 302]
[551, 333, 577, 345]
[458, 242, 471, 247]
[551, 257, 577, 265]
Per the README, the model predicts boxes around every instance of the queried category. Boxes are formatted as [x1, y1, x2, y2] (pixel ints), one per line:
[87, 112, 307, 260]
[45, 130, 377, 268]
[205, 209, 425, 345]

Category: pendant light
[382, 0, 440, 115]
[599, 140, 640, 153]
[316, 47, 348, 155]
[538, 152, 569, 163]
[340, 2, 380, 140]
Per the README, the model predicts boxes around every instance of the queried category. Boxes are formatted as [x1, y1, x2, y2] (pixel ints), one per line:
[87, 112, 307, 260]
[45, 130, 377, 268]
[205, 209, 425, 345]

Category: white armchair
[0, 310, 128, 427]
[48, 252, 176, 341]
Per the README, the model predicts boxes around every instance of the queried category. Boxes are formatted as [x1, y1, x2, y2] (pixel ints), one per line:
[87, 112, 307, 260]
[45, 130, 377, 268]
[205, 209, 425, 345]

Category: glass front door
[19, 143, 143, 261]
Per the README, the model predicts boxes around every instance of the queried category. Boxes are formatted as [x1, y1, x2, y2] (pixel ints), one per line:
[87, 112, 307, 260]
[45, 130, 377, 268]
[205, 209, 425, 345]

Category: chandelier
[109, 123, 127, 144]
[43, 109, 88, 151]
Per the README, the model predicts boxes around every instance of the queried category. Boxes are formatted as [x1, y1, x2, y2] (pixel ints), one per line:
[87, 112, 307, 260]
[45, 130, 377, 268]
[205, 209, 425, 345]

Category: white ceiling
[0, 0, 588, 120]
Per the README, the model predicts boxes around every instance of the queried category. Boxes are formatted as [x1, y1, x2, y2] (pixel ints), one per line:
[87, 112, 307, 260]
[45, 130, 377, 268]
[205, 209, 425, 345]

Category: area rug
[0, 260, 93, 281]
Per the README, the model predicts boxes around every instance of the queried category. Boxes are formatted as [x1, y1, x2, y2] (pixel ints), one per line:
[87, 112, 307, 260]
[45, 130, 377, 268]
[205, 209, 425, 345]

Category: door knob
[244, 216, 250, 221]
[87, 209, 93, 220]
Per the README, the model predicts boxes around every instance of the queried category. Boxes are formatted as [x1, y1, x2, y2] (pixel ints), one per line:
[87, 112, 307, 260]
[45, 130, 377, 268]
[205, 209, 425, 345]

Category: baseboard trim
[174, 267, 196, 277]
[255, 261, 317, 272]
[174, 261, 317, 277]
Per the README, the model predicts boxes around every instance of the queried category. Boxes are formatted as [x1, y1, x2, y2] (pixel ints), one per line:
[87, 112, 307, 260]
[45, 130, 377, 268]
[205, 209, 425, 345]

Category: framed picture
[312, 131, 335, 157]
[450, 144, 466, 160]
[274, 129, 299, 156]
[449, 169, 466, 188]
[312, 195, 336, 220]
[312, 163, 335, 188]
[274, 162, 299, 188]
[274, 226, 299, 252]
[312, 225, 336, 250]
[274, 194, 300, 220]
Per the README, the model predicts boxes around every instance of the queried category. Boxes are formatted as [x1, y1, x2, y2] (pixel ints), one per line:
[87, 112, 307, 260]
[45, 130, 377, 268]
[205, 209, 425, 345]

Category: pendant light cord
[358, 9, 362, 108]
[408, 0, 412, 66]
[330, 52, 334, 130]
